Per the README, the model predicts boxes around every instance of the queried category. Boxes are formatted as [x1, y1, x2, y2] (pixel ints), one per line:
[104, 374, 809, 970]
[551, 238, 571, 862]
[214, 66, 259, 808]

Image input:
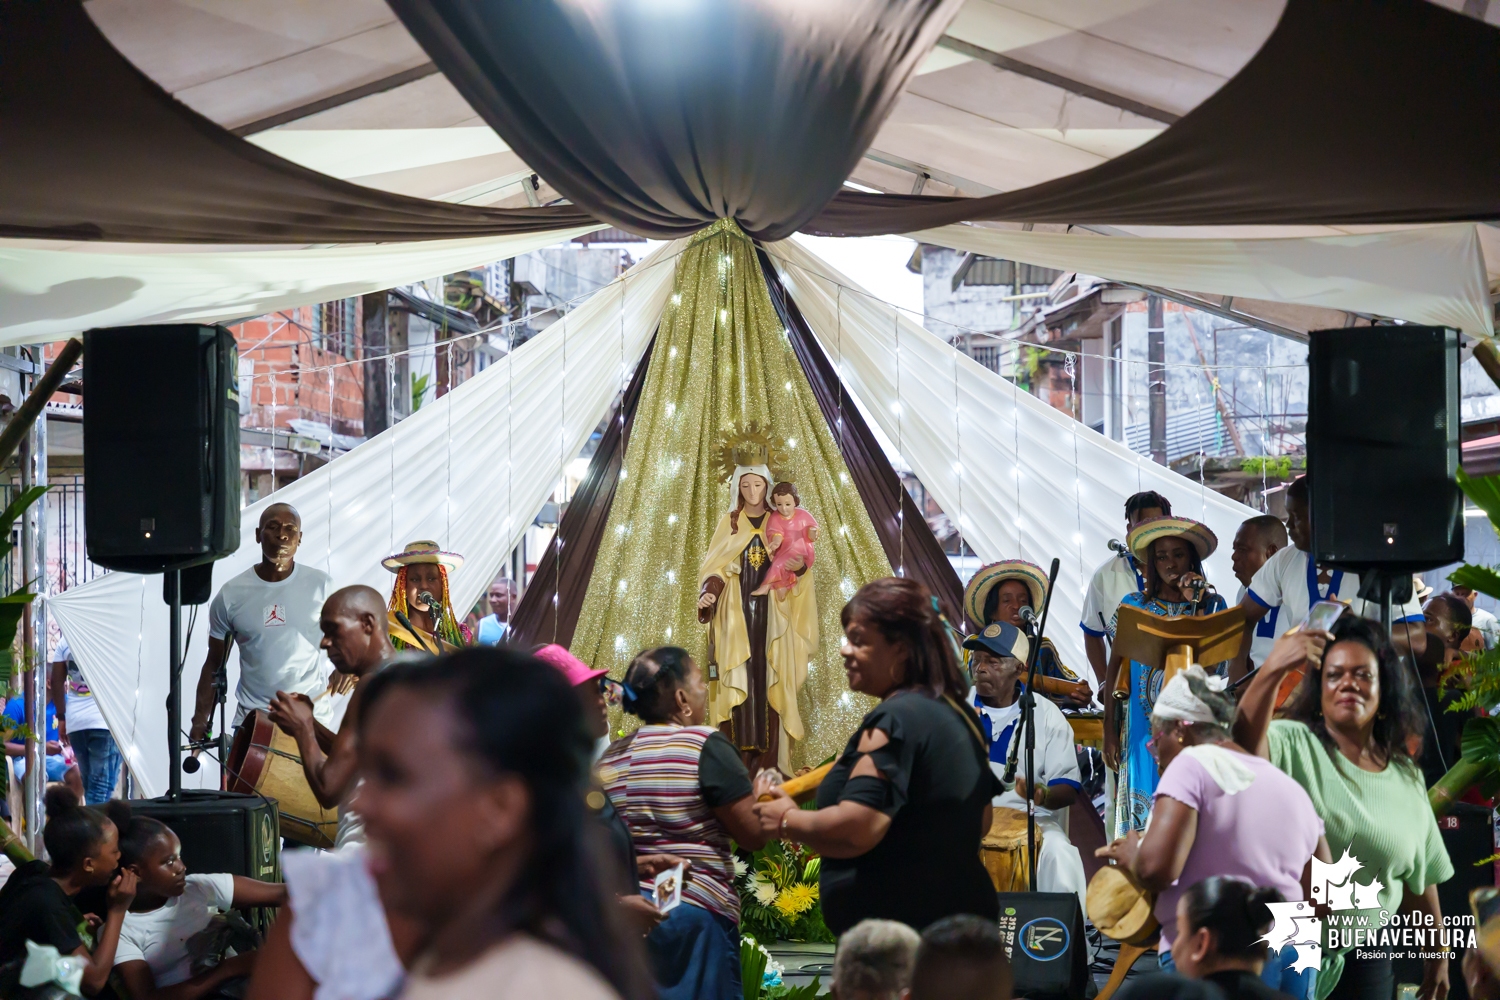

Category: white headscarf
[1151, 663, 1227, 725]
[730, 466, 774, 508]
[1153, 664, 1256, 794]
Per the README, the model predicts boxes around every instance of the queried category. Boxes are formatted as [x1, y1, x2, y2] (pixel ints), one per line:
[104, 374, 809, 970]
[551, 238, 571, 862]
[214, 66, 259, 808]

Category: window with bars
[311, 298, 360, 358]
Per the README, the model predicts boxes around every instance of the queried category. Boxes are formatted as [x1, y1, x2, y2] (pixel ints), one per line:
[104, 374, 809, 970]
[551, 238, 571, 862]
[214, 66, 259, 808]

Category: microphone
[182, 756, 200, 774]
[417, 590, 442, 611]
[1018, 606, 1039, 633]
[1107, 538, 1128, 555]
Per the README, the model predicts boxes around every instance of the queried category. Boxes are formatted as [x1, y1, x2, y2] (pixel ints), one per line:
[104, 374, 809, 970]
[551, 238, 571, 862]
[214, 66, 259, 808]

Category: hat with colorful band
[1126, 516, 1218, 563]
[381, 539, 465, 572]
[964, 559, 1048, 627]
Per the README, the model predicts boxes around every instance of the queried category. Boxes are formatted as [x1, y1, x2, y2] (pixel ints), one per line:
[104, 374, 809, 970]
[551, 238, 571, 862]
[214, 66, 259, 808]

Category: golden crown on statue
[713, 420, 793, 482]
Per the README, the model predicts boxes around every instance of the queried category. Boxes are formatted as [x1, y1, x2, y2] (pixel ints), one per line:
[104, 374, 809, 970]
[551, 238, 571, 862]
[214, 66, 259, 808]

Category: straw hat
[1126, 516, 1218, 563]
[964, 559, 1048, 626]
[381, 539, 465, 573]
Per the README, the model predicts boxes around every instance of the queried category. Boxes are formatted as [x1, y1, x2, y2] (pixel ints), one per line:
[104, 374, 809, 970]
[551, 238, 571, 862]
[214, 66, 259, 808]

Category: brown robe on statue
[723, 512, 780, 774]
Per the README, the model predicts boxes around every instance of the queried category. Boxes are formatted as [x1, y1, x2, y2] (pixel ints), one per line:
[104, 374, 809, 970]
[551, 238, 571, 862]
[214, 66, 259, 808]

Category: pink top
[1152, 749, 1323, 950]
[766, 507, 817, 563]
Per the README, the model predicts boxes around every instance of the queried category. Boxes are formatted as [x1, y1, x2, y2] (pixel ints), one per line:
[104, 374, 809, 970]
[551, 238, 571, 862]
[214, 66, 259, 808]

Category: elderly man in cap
[964, 559, 1090, 709]
[964, 622, 1088, 912]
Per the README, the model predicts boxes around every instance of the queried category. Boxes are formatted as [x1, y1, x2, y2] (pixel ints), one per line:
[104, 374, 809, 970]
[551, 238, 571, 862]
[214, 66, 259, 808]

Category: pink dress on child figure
[761, 507, 818, 593]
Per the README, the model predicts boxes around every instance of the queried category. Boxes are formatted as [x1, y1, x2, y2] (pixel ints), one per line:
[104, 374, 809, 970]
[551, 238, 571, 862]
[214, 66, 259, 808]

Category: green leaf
[1462, 716, 1500, 763]
[1457, 469, 1500, 535]
[1450, 565, 1500, 602]
[0, 485, 47, 540]
[741, 937, 769, 1000]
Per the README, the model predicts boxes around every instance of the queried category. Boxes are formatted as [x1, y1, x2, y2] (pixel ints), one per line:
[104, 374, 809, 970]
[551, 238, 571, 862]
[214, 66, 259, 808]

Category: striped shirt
[598, 725, 740, 922]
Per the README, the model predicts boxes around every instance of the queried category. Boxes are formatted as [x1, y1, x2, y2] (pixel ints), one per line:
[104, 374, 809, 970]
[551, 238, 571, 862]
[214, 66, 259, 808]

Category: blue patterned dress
[1110, 589, 1227, 839]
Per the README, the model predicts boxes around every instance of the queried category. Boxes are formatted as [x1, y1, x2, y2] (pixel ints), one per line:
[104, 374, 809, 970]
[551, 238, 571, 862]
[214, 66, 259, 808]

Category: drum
[1087, 865, 1159, 945]
[227, 710, 339, 849]
[981, 806, 1042, 893]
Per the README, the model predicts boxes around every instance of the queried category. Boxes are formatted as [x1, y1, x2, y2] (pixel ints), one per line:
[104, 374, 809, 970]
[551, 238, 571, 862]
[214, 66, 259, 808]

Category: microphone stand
[1012, 558, 1061, 891]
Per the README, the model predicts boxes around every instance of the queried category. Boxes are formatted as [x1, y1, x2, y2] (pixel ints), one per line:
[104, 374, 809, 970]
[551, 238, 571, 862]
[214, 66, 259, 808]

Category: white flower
[750, 876, 778, 906]
[733, 856, 750, 880]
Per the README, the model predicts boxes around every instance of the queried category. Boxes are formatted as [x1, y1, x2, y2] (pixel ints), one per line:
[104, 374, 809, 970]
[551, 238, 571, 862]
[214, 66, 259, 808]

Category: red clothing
[762, 507, 817, 592]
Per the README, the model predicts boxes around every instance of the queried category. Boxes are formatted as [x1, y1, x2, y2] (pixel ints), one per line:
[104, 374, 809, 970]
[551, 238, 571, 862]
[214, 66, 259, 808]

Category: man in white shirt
[189, 503, 335, 746]
[1229, 514, 1289, 672]
[49, 636, 121, 804]
[1453, 585, 1500, 650]
[1234, 476, 1425, 682]
[1080, 491, 1171, 687]
[964, 623, 1088, 914]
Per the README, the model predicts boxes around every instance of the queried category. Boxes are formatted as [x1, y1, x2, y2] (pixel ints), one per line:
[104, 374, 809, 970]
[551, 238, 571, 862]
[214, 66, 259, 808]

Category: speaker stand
[1096, 935, 1157, 1000]
[166, 568, 182, 800]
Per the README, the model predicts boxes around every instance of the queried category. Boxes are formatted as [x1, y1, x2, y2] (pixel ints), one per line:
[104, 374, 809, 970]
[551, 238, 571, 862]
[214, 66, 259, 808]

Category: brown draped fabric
[0, 0, 595, 243]
[387, 0, 963, 240]
[758, 248, 965, 626]
[509, 334, 656, 649]
[806, 0, 1500, 236]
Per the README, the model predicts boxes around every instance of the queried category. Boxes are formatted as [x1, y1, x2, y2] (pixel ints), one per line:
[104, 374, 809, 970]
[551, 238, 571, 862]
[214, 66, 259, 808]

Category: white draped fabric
[910, 222, 1495, 339]
[0, 226, 603, 345]
[764, 237, 1259, 673]
[49, 239, 682, 796]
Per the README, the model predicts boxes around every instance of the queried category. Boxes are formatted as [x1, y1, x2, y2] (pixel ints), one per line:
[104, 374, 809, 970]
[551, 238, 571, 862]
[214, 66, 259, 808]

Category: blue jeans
[1159, 943, 1316, 1000]
[643, 894, 741, 1000]
[71, 729, 122, 805]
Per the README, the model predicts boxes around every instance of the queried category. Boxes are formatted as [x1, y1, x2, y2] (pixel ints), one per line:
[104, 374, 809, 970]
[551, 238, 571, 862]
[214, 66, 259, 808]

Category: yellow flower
[773, 883, 818, 917]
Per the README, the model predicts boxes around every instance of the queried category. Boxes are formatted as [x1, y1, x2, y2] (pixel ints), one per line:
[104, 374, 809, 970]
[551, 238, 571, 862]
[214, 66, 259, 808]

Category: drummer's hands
[267, 691, 315, 739]
[1264, 629, 1331, 677]
[752, 786, 797, 837]
[1013, 777, 1048, 809]
[327, 670, 357, 696]
[1095, 829, 1141, 871]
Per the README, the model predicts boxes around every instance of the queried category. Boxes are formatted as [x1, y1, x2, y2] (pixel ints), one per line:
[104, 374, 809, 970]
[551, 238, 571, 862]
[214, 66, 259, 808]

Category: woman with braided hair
[381, 541, 473, 654]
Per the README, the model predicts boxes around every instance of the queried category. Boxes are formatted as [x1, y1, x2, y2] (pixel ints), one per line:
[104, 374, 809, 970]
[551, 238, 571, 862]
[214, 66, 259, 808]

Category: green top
[1266, 720, 1453, 999]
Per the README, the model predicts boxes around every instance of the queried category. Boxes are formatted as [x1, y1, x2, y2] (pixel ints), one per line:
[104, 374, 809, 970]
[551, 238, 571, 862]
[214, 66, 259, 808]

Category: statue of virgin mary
[697, 427, 818, 773]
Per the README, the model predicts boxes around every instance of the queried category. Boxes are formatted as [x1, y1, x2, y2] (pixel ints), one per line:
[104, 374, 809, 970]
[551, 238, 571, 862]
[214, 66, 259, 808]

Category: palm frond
[1450, 565, 1500, 602]
[1458, 469, 1500, 536]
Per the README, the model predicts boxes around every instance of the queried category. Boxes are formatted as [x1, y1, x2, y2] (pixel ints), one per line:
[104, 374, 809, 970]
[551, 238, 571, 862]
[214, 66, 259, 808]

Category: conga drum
[981, 806, 1043, 892]
[227, 710, 339, 849]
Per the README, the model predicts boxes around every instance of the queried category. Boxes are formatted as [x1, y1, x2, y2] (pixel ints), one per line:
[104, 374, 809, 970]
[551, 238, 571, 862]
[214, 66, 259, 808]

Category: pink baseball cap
[533, 644, 608, 687]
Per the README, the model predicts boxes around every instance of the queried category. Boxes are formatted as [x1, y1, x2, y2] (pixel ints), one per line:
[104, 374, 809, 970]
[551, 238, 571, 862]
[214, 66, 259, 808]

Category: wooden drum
[228, 710, 339, 849]
[1087, 865, 1159, 945]
[981, 806, 1042, 893]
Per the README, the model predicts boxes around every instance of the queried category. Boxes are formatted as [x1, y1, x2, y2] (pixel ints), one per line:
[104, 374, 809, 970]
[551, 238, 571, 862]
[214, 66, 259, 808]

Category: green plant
[411, 373, 432, 412]
[0, 485, 48, 691]
[1239, 455, 1293, 480]
[739, 935, 826, 1000]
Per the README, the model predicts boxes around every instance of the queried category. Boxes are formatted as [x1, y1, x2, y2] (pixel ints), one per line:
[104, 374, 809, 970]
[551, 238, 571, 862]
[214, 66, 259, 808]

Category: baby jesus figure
[751, 481, 819, 597]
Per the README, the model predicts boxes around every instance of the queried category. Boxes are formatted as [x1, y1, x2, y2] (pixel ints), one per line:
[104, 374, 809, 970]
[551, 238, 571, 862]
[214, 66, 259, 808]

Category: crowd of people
[0, 476, 1493, 1000]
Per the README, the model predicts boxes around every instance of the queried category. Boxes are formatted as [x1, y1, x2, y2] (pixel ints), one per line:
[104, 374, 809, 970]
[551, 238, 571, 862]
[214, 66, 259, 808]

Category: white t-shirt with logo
[1234, 584, 1281, 670]
[115, 873, 236, 986]
[969, 688, 1082, 832]
[1080, 551, 1145, 638]
[52, 638, 107, 733]
[1245, 546, 1424, 645]
[208, 563, 332, 726]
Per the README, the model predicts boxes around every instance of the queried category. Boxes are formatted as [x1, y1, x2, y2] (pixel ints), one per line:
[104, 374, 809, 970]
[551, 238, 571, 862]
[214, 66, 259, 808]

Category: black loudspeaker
[128, 791, 280, 883]
[1307, 326, 1463, 574]
[166, 560, 216, 606]
[83, 325, 241, 573]
[995, 892, 1089, 999]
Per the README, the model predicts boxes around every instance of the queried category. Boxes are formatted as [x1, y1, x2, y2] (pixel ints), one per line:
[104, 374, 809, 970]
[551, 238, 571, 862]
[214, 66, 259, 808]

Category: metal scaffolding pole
[20, 345, 48, 853]
[1147, 294, 1167, 466]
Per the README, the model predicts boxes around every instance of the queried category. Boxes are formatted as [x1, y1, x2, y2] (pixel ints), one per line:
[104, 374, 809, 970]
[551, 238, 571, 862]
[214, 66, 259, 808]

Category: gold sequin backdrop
[571, 219, 892, 768]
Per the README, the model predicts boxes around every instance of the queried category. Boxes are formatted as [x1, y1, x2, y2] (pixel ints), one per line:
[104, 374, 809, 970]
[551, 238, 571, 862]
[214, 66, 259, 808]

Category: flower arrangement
[735, 840, 834, 945]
